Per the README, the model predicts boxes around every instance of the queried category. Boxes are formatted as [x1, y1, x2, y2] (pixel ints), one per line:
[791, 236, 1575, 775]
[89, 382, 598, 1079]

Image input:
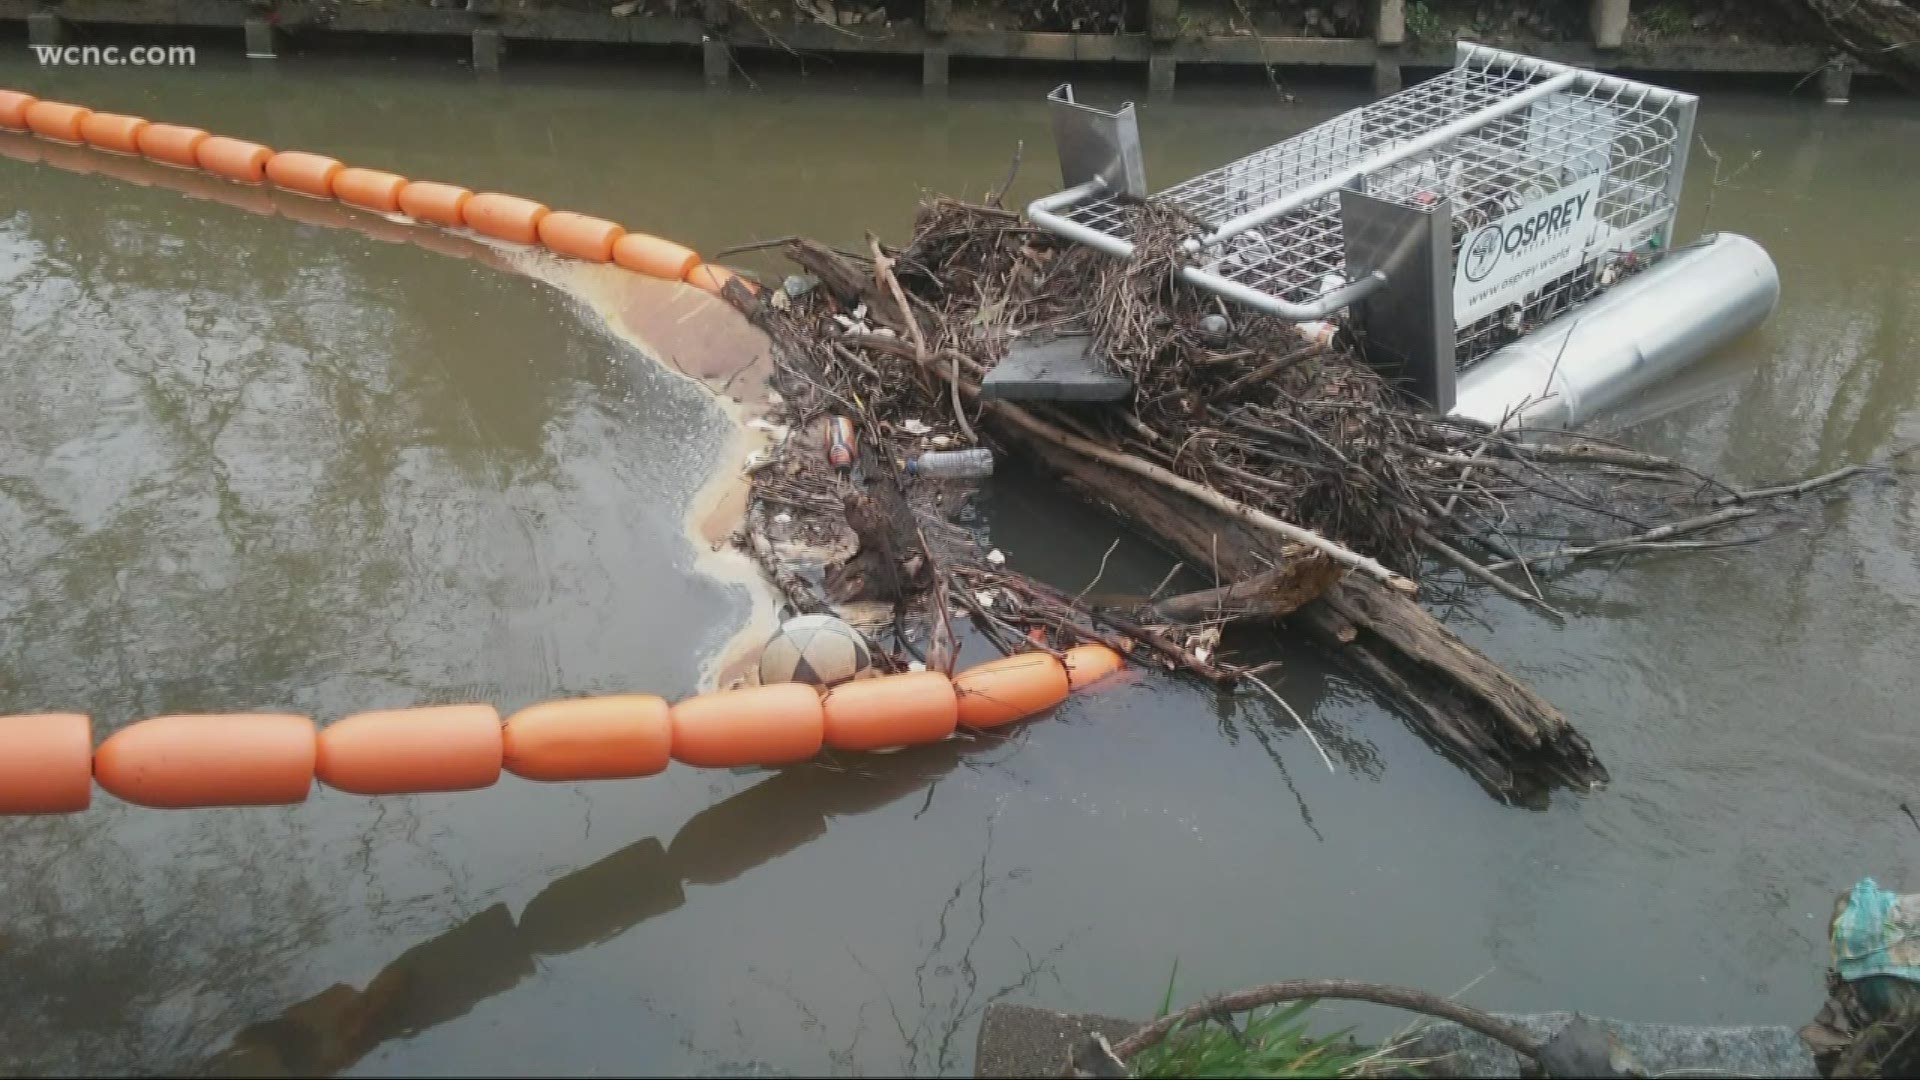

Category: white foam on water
[513, 250, 780, 692]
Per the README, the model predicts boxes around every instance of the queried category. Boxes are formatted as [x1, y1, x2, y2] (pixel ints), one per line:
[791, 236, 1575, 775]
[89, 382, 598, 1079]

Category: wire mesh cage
[1032, 43, 1698, 371]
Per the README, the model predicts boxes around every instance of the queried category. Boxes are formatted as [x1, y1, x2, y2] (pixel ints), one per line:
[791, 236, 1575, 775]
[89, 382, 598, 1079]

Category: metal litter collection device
[1025, 42, 1780, 428]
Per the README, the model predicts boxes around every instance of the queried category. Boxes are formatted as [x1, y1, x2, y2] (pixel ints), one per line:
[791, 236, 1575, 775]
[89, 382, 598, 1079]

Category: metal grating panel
[1034, 43, 1696, 370]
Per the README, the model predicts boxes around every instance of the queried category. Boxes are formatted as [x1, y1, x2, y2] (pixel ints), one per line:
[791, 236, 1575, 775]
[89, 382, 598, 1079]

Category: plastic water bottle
[908, 448, 994, 480]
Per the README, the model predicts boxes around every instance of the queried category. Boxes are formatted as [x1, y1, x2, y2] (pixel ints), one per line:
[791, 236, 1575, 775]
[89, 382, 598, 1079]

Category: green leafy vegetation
[1404, 1, 1444, 42]
[1130, 965, 1401, 1079]
[1640, 2, 1693, 37]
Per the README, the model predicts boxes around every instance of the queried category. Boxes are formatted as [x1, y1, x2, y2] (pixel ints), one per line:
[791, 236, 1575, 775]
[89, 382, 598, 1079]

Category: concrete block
[1373, 55, 1402, 96]
[922, 46, 948, 87]
[980, 337, 1132, 403]
[1375, 0, 1404, 46]
[1821, 55, 1853, 104]
[27, 11, 65, 48]
[472, 27, 502, 73]
[704, 36, 730, 86]
[244, 16, 279, 59]
[1149, 0, 1179, 44]
[1148, 49, 1176, 94]
[1591, 0, 1629, 49]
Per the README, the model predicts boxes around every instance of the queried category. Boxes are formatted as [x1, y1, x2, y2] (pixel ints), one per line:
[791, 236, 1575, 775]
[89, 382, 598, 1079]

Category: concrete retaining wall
[0, 0, 1857, 96]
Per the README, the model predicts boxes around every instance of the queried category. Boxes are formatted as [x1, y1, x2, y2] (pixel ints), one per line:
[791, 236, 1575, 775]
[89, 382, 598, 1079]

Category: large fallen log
[1000, 419, 1607, 805]
[1767, 0, 1920, 92]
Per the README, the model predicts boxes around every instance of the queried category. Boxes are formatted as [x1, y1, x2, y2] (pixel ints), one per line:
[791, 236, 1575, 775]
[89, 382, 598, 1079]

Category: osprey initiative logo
[1464, 225, 1503, 283]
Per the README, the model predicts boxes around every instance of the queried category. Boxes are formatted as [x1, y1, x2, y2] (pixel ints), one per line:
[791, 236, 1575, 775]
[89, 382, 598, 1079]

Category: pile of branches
[732, 195, 1897, 802]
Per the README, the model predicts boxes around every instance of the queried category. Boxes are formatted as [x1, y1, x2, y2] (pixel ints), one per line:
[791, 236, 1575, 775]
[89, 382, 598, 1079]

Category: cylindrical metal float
[1450, 233, 1781, 430]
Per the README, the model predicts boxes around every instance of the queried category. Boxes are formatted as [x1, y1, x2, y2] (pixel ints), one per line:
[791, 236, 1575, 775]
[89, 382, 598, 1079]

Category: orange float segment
[24, 100, 92, 143]
[612, 233, 701, 281]
[670, 683, 823, 768]
[538, 211, 626, 264]
[1063, 644, 1126, 691]
[136, 122, 208, 168]
[398, 180, 473, 227]
[0, 713, 92, 814]
[954, 652, 1072, 730]
[821, 671, 958, 752]
[316, 703, 502, 795]
[685, 263, 757, 298]
[78, 112, 149, 155]
[333, 167, 408, 213]
[0, 89, 36, 131]
[265, 150, 344, 198]
[502, 694, 672, 782]
[196, 135, 272, 183]
[93, 713, 317, 809]
[462, 192, 549, 245]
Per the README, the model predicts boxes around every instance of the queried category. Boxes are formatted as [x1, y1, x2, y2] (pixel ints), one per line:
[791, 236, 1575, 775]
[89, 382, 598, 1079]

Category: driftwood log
[1768, 0, 1920, 93]
[994, 417, 1607, 805]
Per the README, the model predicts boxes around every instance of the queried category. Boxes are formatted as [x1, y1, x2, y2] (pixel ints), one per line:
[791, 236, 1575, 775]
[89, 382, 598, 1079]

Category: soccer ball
[758, 614, 876, 688]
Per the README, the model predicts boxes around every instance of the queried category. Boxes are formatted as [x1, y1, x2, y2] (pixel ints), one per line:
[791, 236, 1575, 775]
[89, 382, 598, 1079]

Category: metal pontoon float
[1028, 42, 1780, 429]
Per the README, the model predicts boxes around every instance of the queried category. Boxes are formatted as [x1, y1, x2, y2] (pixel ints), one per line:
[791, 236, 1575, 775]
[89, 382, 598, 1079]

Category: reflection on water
[3, 52, 1920, 1077]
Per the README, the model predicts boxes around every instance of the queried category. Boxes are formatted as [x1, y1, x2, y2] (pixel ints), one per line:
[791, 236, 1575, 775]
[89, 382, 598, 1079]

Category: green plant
[1130, 1001, 1381, 1077]
[1130, 966, 1387, 1079]
[1640, 1, 1691, 37]
[1403, 1, 1444, 43]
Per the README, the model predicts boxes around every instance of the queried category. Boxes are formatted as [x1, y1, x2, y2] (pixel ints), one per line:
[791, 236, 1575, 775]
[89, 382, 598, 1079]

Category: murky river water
[3, 46, 1919, 1076]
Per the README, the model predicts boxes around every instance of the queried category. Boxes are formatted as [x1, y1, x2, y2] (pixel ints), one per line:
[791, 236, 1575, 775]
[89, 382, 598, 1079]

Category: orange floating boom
[1063, 644, 1126, 691]
[0, 89, 36, 131]
[266, 150, 344, 198]
[613, 233, 702, 281]
[24, 100, 90, 143]
[94, 713, 317, 808]
[196, 136, 273, 183]
[821, 671, 958, 752]
[78, 112, 149, 156]
[334, 167, 408, 214]
[670, 683, 824, 768]
[462, 192, 549, 245]
[137, 123, 209, 169]
[954, 652, 1072, 729]
[538, 211, 625, 263]
[317, 704, 503, 795]
[503, 694, 673, 781]
[0, 713, 92, 814]
[398, 180, 473, 227]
